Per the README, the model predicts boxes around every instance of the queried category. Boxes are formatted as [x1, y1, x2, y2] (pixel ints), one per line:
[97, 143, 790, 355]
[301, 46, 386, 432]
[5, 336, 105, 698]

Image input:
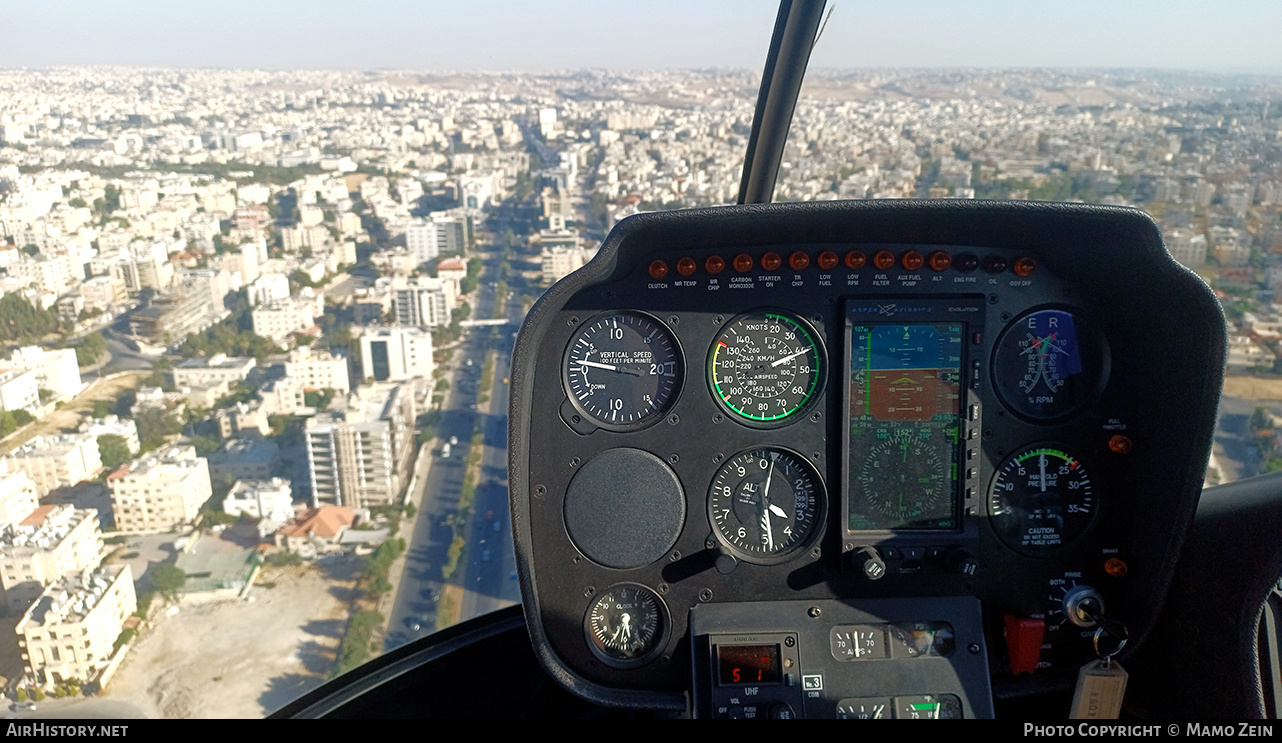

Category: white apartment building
[6, 434, 103, 496]
[393, 276, 457, 328]
[248, 273, 291, 306]
[77, 416, 140, 456]
[17, 564, 136, 690]
[223, 478, 294, 523]
[284, 346, 351, 394]
[0, 369, 39, 414]
[251, 298, 320, 342]
[8, 346, 84, 400]
[1, 505, 104, 611]
[305, 384, 414, 508]
[8, 254, 76, 295]
[356, 326, 433, 383]
[259, 377, 306, 416]
[542, 245, 588, 286]
[1166, 229, 1208, 269]
[405, 214, 467, 264]
[172, 353, 255, 388]
[107, 444, 212, 532]
[0, 470, 38, 528]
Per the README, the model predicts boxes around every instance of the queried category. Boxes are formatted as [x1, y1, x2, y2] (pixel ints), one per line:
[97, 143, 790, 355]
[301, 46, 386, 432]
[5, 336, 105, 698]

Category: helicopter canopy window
[2, 0, 1277, 721]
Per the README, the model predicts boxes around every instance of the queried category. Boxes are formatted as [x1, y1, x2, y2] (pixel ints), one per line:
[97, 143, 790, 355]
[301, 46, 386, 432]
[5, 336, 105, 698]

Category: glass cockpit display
[848, 320, 964, 531]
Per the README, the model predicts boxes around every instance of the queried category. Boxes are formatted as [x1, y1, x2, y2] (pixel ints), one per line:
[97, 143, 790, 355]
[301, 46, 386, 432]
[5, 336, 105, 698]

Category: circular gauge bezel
[707, 309, 827, 429]
[707, 446, 827, 565]
[561, 310, 684, 432]
[583, 582, 670, 669]
[990, 305, 1110, 424]
[854, 427, 954, 530]
[987, 444, 1099, 557]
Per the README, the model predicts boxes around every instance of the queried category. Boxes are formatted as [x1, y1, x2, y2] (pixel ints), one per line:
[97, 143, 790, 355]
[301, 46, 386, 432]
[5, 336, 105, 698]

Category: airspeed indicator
[709, 311, 825, 427]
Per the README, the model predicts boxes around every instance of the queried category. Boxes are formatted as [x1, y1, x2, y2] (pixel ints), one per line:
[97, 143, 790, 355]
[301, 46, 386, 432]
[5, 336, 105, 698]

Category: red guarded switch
[1004, 614, 1046, 675]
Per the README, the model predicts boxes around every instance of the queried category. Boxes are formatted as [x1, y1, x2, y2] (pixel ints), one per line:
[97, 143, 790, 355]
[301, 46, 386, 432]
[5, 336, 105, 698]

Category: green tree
[98, 434, 132, 470]
[75, 332, 108, 366]
[150, 563, 187, 600]
[92, 400, 111, 418]
[0, 293, 62, 343]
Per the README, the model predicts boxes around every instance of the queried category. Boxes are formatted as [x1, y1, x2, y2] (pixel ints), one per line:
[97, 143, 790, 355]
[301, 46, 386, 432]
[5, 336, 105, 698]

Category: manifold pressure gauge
[585, 583, 669, 668]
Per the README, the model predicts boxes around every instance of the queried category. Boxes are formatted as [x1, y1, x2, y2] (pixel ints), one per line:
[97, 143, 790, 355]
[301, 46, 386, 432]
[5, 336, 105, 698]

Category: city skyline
[3, 1, 1281, 73]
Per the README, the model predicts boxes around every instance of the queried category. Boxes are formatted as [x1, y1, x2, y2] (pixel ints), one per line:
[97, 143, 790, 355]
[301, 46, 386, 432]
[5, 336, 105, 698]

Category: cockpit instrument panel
[508, 201, 1224, 714]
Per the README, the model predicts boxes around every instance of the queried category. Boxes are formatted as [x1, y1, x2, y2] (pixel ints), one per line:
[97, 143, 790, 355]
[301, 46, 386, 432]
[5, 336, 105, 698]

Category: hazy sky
[3, 1, 1281, 72]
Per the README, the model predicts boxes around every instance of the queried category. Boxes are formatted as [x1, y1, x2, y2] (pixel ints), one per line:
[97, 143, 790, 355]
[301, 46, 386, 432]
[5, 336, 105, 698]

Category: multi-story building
[251, 298, 320, 342]
[305, 384, 414, 508]
[223, 478, 294, 523]
[258, 377, 306, 416]
[127, 283, 224, 343]
[355, 326, 433, 383]
[393, 276, 457, 328]
[405, 212, 468, 264]
[213, 401, 271, 439]
[7, 346, 84, 400]
[6, 434, 103, 496]
[0, 505, 104, 611]
[171, 353, 255, 388]
[107, 444, 212, 532]
[0, 470, 38, 528]
[541, 245, 588, 286]
[284, 346, 351, 394]
[207, 438, 279, 485]
[247, 273, 291, 306]
[77, 416, 140, 456]
[0, 369, 40, 414]
[16, 564, 136, 690]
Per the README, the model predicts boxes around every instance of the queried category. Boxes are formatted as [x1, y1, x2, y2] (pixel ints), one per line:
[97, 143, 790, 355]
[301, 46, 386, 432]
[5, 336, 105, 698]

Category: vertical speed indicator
[709, 311, 825, 427]
[562, 312, 683, 431]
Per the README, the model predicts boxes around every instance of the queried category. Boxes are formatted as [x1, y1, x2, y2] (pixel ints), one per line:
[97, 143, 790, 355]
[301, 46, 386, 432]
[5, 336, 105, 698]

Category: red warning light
[706, 255, 725, 274]
[648, 260, 668, 279]
[789, 251, 810, 270]
[676, 257, 696, 276]
[873, 250, 895, 270]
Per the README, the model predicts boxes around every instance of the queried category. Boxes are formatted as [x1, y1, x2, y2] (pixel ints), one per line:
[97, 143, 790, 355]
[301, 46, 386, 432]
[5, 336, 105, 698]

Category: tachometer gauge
[708, 311, 825, 427]
[989, 446, 1096, 556]
[562, 312, 682, 431]
[991, 308, 1108, 422]
[584, 583, 668, 668]
[708, 447, 826, 564]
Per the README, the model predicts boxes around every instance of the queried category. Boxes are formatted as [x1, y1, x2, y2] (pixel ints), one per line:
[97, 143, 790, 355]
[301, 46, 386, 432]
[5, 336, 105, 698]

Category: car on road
[485, 510, 495, 521]
[449, 436, 458, 446]
[493, 520, 502, 532]
[481, 549, 491, 562]
[9, 701, 36, 712]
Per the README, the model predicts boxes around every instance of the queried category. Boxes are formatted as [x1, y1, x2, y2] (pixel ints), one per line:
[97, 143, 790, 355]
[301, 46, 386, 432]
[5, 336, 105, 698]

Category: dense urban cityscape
[0, 64, 1280, 716]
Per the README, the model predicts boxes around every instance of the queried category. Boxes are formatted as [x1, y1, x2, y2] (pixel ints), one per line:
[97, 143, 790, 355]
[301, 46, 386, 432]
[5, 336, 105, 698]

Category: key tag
[1069, 624, 1129, 719]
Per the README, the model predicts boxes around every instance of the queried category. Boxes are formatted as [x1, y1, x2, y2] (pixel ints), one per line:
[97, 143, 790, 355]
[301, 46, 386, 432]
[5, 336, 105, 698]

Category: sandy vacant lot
[1222, 375, 1282, 402]
[99, 559, 359, 718]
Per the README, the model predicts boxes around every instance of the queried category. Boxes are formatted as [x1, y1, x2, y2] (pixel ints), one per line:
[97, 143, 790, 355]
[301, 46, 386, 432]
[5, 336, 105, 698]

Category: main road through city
[384, 199, 540, 650]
